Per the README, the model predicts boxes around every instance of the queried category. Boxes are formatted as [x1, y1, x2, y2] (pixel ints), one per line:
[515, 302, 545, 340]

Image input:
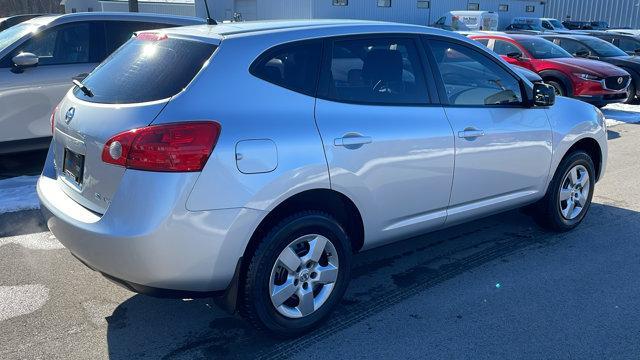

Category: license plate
[63, 148, 85, 185]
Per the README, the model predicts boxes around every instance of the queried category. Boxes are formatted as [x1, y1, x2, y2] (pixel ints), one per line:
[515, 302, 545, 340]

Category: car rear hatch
[52, 32, 218, 214]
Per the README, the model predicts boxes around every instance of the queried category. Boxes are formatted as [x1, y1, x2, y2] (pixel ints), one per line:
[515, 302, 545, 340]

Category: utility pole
[129, 0, 139, 12]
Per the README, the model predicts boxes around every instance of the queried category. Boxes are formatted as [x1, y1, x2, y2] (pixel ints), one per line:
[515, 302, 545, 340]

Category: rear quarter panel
[152, 35, 330, 212]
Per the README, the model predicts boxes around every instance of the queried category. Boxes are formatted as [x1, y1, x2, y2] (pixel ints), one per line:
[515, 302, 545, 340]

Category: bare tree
[0, 0, 64, 16]
[129, 0, 139, 12]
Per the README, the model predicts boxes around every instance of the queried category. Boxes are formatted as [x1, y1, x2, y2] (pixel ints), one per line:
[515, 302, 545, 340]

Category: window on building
[498, 4, 508, 11]
[251, 41, 322, 97]
[88, 7, 93, 12]
[526, 5, 535, 12]
[71, 8, 77, 13]
[332, 0, 348, 6]
[377, 0, 391, 7]
[417, 0, 429, 9]
[468, 3, 480, 10]
[319, 37, 429, 105]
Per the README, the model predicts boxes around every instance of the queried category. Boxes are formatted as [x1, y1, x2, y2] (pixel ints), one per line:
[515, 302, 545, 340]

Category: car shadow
[602, 108, 640, 125]
[607, 129, 621, 140]
[105, 203, 639, 359]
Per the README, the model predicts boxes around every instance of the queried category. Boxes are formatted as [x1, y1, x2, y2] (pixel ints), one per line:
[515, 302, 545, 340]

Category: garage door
[234, 0, 257, 21]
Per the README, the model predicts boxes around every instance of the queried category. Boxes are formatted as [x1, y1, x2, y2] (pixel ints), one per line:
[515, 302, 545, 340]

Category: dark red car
[469, 34, 630, 107]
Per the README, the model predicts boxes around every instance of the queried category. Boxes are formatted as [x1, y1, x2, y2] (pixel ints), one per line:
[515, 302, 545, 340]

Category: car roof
[469, 33, 542, 42]
[160, 19, 459, 41]
[21, 11, 205, 27]
[540, 33, 597, 41]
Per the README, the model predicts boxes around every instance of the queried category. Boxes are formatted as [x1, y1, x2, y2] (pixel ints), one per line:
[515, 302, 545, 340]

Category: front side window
[493, 40, 522, 57]
[319, 37, 428, 105]
[430, 40, 522, 106]
[556, 38, 591, 56]
[518, 37, 571, 59]
[617, 37, 640, 53]
[251, 41, 322, 96]
[20, 23, 92, 65]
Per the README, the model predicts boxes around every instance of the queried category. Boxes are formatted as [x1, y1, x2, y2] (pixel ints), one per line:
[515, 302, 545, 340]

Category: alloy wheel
[269, 234, 339, 318]
[559, 164, 590, 220]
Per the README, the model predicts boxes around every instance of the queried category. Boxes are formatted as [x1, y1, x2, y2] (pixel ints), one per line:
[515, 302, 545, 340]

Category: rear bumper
[37, 148, 263, 293]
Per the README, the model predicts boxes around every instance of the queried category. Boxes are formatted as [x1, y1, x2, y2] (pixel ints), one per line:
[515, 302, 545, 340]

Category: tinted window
[618, 37, 640, 53]
[542, 21, 554, 30]
[250, 41, 322, 96]
[20, 23, 93, 65]
[556, 38, 590, 56]
[493, 40, 522, 56]
[580, 37, 627, 57]
[74, 36, 216, 104]
[320, 37, 428, 104]
[430, 41, 522, 106]
[518, 37, 571, 59]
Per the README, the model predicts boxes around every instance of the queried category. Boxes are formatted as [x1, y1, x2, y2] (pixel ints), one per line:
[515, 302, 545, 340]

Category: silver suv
[38, 20, 607, 335]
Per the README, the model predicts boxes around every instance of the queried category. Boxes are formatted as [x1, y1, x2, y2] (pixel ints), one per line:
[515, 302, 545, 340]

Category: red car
[469, 33, 630, 107]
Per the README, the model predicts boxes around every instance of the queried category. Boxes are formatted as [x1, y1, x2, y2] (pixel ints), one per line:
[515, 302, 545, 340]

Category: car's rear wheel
[239, 211, 352, 336]
[534, 151, 595, 231]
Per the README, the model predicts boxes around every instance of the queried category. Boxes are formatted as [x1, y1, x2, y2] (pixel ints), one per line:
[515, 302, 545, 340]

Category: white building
[62, 0, 195, 16]
[197, 0, 545, 28]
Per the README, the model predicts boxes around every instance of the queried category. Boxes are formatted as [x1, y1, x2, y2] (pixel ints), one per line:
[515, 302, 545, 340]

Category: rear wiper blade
[72, 79, 93, 97]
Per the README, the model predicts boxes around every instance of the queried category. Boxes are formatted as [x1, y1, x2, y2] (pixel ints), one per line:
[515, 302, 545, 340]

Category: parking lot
[0, 105, 638, 359]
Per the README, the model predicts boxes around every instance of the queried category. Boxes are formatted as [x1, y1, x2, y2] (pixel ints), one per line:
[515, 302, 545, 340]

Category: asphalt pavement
[0, 123, 639, 359]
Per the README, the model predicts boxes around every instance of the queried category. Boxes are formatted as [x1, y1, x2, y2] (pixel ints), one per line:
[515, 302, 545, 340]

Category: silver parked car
[0, 12, 204, 154]
[38, 20, 607, 335]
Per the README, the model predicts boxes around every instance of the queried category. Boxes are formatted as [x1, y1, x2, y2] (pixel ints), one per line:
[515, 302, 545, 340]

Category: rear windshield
[74, 35, 216, 104]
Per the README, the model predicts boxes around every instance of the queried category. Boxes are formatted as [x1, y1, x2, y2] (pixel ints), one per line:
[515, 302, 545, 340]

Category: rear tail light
[101, 122, 221, 172]
[50, 105, 58, 135]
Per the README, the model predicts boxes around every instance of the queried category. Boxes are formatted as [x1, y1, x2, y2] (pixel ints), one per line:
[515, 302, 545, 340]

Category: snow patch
[0, 176, 39, 214]
[602, 103, 640, 126]
[0, 284, 49, 322]
[0, 232, 63, 250]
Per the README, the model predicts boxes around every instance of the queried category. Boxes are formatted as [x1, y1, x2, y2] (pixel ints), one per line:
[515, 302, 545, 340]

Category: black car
[562, 20, 609, 30]
[0, 14, 43, 31]
[541, 34, 640, 103]
[584, 32, 640, 56]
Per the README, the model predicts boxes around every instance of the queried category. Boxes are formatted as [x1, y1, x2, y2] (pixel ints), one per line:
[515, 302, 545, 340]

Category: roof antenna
[203, 0, 217, 25]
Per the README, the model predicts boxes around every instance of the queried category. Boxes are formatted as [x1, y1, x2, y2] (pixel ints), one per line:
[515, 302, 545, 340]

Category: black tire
[239, 211, 352, 336]
[534, 151, 595, 232]
[547, 79, 566, 97]
[625, 81, 637, 104]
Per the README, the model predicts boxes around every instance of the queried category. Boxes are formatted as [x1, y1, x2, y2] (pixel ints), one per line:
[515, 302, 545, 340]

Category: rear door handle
[458, 129, 485, 139]
[334, 135, 372, 149]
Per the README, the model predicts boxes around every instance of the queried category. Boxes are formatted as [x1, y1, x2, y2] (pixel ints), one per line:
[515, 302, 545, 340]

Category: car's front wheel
[239, 211, 352, 336]
[535, 151, 595, 231]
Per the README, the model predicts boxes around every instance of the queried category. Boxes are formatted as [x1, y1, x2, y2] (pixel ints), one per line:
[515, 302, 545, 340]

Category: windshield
[0, 22, 38, 54]
[581, 37, 628, 57]
[548, 19, 567, 30]
[518, 38, 573, 59]
[75, 35, 216, 104]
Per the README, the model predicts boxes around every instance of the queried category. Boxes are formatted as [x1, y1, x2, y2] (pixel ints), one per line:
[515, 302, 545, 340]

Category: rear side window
[250, 41, 322, 96]
[319, 37, 429, 105]
[74, 35, 216, 104]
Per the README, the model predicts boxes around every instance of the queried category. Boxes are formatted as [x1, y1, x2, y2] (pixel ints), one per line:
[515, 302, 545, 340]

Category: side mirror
[533, 82, 556, 107]
[506, 52, 522, 60]
[574, 50, 590, 58]
[12, 52, 38, 68]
